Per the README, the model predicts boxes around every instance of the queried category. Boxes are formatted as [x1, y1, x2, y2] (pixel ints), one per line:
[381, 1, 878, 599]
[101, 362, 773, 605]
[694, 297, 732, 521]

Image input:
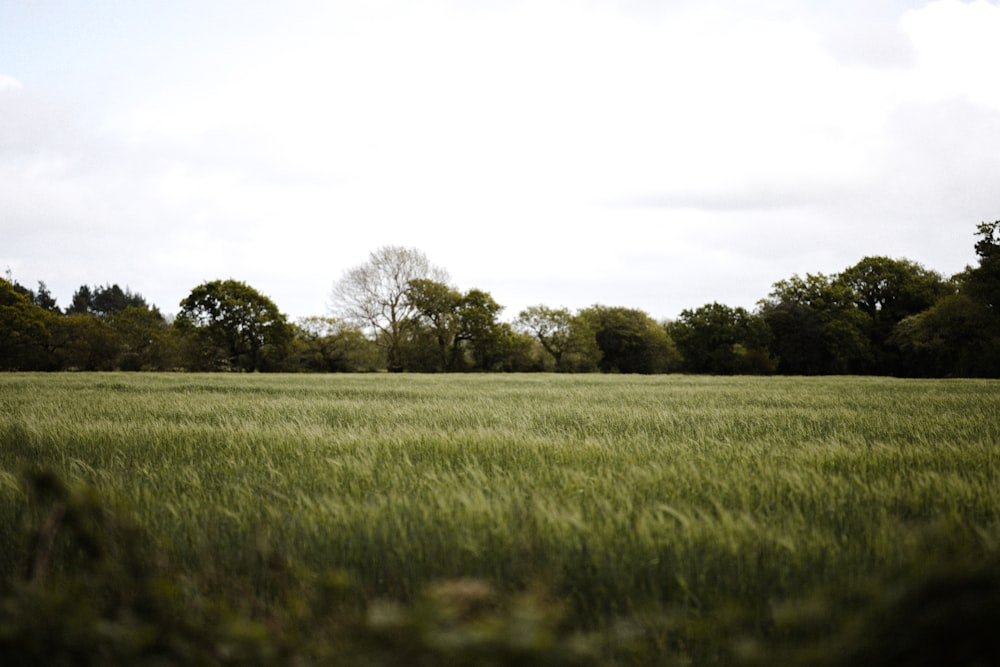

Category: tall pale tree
[330, 246, 447, 372]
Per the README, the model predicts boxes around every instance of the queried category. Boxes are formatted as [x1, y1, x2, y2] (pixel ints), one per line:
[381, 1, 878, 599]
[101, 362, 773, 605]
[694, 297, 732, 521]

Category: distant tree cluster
[1, 278, 175, 371]
[3, 222, 999, 376]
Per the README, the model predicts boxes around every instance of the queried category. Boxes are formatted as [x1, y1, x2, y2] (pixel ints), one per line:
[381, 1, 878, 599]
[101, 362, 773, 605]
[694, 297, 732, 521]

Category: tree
[48, 314, 119, 371]
[290, 317, 380, 372]
[667, 302, 775, 374]
[501, 328, 548, 372]
[404, 280, 509, 371]
[890, 222, 1000, 377]
[891, 294, 1000, 377]
[837, 257, 951, 374]
[2, 277, 157, 371]
[405, 278, 464, 371]
[32, 282, 60, 313]
[68, 285, 93, 315]
[107, 306, 177, 371]
[758, 273, 872, 374]
[514, 305, 600, 372]
[330, 246, 448, 372]
[175, 280, 291, 372]
[578, 305, 680, 374]
[3, 272, 61, 314]
[839, 257, 949, 321]
[455, 289, 507, 371]
[68, 284, 150, 317]
[965, 219, 1000, 310]
[0, 278, 52, 370]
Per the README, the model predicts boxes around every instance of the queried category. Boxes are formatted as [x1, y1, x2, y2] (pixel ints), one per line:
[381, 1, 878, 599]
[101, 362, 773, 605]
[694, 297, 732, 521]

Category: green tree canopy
[106, 306, 177, 371]
[404, 280, 509, 371]
[405, 278, 465, 371]
[0, 278, 53, 370]
[890, 222, 1000, 377]
[965, 219, 1000, 309]
[891, 293, 1000, 377]
[514, 305, 600, 372]
[455, 288, 508, 371]
[836, 257, 952, 374]
[290, 317, 380, 372]
[838, 257, 950, 322]
[48, 313, 119, 371]
[578, 305, 680, 374]
[668, 302, 775, 374]
[176, 279, 291, 372]
[759, 273, 872, 374]
[3, 273, 61, 314]
[68, 283, 152, 317]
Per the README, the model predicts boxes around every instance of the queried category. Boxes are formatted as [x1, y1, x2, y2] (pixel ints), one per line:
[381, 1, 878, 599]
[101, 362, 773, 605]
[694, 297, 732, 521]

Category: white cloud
[3, 0, 999, 320]
[0, 74, 21, 90]
[901, 0, 1000, 107]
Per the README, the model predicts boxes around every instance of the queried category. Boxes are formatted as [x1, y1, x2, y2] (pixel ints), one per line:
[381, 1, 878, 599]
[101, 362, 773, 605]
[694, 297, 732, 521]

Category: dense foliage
[1, 374, 998, 664]
[3, 222, 999, 375]
[175, 279, 292, 372]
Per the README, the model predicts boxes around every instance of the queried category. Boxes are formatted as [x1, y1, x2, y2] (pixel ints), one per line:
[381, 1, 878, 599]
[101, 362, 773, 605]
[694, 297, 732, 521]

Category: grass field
[1, 373, 999, 665]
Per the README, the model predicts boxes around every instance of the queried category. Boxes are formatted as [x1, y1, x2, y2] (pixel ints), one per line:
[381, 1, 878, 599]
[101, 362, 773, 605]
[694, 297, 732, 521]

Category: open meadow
[1, 373, 998, 665]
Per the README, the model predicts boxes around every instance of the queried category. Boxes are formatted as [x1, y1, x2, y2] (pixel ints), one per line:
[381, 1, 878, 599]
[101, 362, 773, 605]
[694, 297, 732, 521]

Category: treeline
[3, 221, 999, 376]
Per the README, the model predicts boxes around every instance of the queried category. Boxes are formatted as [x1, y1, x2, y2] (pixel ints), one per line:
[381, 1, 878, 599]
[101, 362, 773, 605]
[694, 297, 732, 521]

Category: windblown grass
[1, 373, 998, 664]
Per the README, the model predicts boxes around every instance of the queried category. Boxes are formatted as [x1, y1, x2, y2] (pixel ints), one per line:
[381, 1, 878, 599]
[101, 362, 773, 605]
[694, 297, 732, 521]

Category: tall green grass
[1, 373, 998, 663]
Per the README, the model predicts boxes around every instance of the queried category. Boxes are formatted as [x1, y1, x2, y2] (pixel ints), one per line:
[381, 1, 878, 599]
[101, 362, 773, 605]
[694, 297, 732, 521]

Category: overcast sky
[3, 0, 999, 321]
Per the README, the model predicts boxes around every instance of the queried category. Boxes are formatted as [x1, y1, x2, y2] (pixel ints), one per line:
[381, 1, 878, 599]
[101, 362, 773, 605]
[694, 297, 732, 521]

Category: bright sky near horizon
[3, 0, 999, 321]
